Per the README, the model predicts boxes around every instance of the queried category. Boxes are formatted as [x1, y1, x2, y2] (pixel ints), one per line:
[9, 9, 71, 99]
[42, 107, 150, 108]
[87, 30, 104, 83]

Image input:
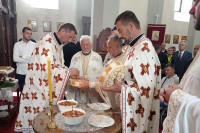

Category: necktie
[178, 52, 182, 61]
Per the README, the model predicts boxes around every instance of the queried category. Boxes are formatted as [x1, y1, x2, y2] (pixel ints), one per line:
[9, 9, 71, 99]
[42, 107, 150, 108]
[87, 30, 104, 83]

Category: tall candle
[47, 54, 53, 102]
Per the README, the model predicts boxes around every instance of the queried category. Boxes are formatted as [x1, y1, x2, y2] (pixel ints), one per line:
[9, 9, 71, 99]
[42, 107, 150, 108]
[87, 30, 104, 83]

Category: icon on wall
[43, 21, 51, 32]
[56, 22, 65, 31]
[181, 35, 187, 41]
[164, 34, 171, 44]
[152, 31, 160, 41]
[28, 20, 37, 32]
[173, 35, 179, 44]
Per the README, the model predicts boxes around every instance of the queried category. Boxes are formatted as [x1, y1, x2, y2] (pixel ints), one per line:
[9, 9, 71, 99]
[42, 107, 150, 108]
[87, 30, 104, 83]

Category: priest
[67, 35, 103, 103]
[15, 23, 79, 132]
[103, 11, 161, 133]
[160, 0, 200, 132]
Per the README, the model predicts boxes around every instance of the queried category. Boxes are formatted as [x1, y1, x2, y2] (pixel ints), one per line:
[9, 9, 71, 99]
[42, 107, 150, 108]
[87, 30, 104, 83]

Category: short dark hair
[154, 44, 161, 50]
[164, 63, 175, 69]
[108, 34, 123, 47]
[58, 23, 77, 34]
[112, 26, 117, 31]
[22, 27, 32, 32]
[115, 10, 140, 29]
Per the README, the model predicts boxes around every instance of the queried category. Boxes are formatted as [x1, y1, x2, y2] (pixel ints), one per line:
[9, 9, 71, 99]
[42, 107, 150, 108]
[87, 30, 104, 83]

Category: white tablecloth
[0, 79, 19, 102]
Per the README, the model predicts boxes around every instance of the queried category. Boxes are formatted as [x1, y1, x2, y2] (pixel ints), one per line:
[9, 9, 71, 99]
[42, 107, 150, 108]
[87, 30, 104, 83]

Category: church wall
[102, 0, 120, 29]
[119, 0, 149, 34]
[16, 0, 90, 42]
[76, 0, 91, 38]
[161, 0, 190, 51]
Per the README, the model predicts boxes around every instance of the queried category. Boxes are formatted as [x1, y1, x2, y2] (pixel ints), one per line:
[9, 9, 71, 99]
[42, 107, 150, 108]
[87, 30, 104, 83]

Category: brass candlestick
[47, 102, 57, 129]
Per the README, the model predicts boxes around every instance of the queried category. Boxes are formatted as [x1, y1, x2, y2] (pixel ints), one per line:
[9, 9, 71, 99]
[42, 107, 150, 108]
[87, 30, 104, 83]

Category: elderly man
[106, 34, 125, 65]
[172, 40, 192, 81]
[103, 11, 161, 133]
[183, 43, 200, 73]
[68, 35, 103, 103]
[15, 23, 79, 132]
[160, 1, 200, 132]
[161, 43, 167, 54]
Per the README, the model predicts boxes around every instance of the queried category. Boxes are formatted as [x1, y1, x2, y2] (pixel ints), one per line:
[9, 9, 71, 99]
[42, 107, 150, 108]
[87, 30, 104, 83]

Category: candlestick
[47, 102, 57, 129]
[47, 54, 53, 103]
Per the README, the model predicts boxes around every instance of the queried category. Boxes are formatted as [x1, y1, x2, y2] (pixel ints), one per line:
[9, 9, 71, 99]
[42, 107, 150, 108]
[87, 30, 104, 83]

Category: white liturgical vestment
[68, 51, 103, 103]
[15, 33, 70, 132]
[121, 35, 161, 133]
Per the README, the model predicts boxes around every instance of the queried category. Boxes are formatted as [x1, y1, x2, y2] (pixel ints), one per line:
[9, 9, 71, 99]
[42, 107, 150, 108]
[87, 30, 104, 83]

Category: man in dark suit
[63, 32, 81, 67]
[172, 40, 192, 81]
[183, 43, 200, 74]
[161, 42, 167, 54]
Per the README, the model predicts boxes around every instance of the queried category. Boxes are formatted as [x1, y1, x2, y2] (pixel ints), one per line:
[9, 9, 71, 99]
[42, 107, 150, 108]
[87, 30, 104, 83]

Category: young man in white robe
[67, 35, 103, 103]
[160, 0, 200, 132]
[15, 23, 79, 132]
[103, 11, 161, 133]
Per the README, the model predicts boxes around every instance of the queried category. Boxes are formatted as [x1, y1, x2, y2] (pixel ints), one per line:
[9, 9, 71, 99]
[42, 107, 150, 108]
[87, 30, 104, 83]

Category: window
[31, 0, 58, 10]
[174, 0, 193, 22]
[174, 0, 182, 12]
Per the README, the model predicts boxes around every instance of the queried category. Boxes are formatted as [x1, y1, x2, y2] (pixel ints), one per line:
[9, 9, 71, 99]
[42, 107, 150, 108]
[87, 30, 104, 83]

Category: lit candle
[47, 53, 53, 103]
[65, 91, 67, 100]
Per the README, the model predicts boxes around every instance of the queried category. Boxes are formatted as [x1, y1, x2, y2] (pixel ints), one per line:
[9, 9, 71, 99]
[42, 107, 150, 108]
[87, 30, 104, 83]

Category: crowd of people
[12, 0, 200, 132]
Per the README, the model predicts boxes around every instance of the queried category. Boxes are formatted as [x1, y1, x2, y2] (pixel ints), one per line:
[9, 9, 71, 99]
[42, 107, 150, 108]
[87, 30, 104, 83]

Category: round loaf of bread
[69, 79, 84, 88]
[99, 61, 125, 88]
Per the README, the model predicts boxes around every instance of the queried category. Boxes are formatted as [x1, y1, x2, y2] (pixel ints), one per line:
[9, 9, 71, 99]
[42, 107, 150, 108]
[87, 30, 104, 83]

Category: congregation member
[172, 40, 192, 81]
[63, 31, 81, 67]
[161, 63, 179, 88]
[160, 0, 200, 132]
[161, 42, 167, 54]
[103, 11, 161, 133]
[183, 43, 200, 74]
[167, 47, 174, 63]
[15, 23, 79, 132]
[67, 35, 103, 103]
[13, 27, 36, 93]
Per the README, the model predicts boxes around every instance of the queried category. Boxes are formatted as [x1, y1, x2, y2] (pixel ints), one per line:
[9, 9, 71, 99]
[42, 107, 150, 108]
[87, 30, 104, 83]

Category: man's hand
[102, 79, 121, 93]
[69, 68, 79, 76]
[79, 79, 89, 90]
[159, 84, 180, 105]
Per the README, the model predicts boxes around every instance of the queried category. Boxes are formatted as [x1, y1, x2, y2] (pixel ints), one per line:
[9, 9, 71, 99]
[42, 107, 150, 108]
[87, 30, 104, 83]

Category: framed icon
[181, 35, 187, 41]
[164, 34, 171, 43]
[43, 21, 51, 32]
[173, 35, 179, 44]
[56, 22, 65, 31]
[28, 20, 37, 32]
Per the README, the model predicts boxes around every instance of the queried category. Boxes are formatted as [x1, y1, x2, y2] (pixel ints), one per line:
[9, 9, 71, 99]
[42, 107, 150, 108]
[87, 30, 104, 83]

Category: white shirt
[161, 74, 179, 88]
[13, 40, 36, 75]
[179, 50, 185, 59]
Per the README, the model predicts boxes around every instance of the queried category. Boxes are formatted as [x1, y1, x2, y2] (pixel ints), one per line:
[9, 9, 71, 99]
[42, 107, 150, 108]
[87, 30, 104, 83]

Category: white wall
[76, 0, 91, 38]
[161, 0, 190, 51]
[102, 0, 119, 29]
[119, 0, 149, 34]
[16, 0, 90, 42]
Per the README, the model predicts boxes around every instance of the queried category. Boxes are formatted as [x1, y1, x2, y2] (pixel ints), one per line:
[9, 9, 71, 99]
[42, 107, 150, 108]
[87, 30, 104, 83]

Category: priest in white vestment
[67, 35, 103, 103]
[15, 23, 79, 132]
[160, 1, 200, 132]
[103, 11, 161, 133]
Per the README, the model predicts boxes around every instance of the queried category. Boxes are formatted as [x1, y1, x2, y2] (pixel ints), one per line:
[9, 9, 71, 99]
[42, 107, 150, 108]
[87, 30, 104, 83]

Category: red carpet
[0, 91, 22, 133]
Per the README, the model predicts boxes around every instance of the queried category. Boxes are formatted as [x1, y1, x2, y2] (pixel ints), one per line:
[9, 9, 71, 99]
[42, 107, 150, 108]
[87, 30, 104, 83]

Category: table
[33, 105, 122, 133]
[0, 79, 20, 127]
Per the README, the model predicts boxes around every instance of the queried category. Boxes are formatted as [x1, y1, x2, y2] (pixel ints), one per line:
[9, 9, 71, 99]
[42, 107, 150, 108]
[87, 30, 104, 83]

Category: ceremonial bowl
[61, 108, 85, 125]
[57, 100, 78, 112]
